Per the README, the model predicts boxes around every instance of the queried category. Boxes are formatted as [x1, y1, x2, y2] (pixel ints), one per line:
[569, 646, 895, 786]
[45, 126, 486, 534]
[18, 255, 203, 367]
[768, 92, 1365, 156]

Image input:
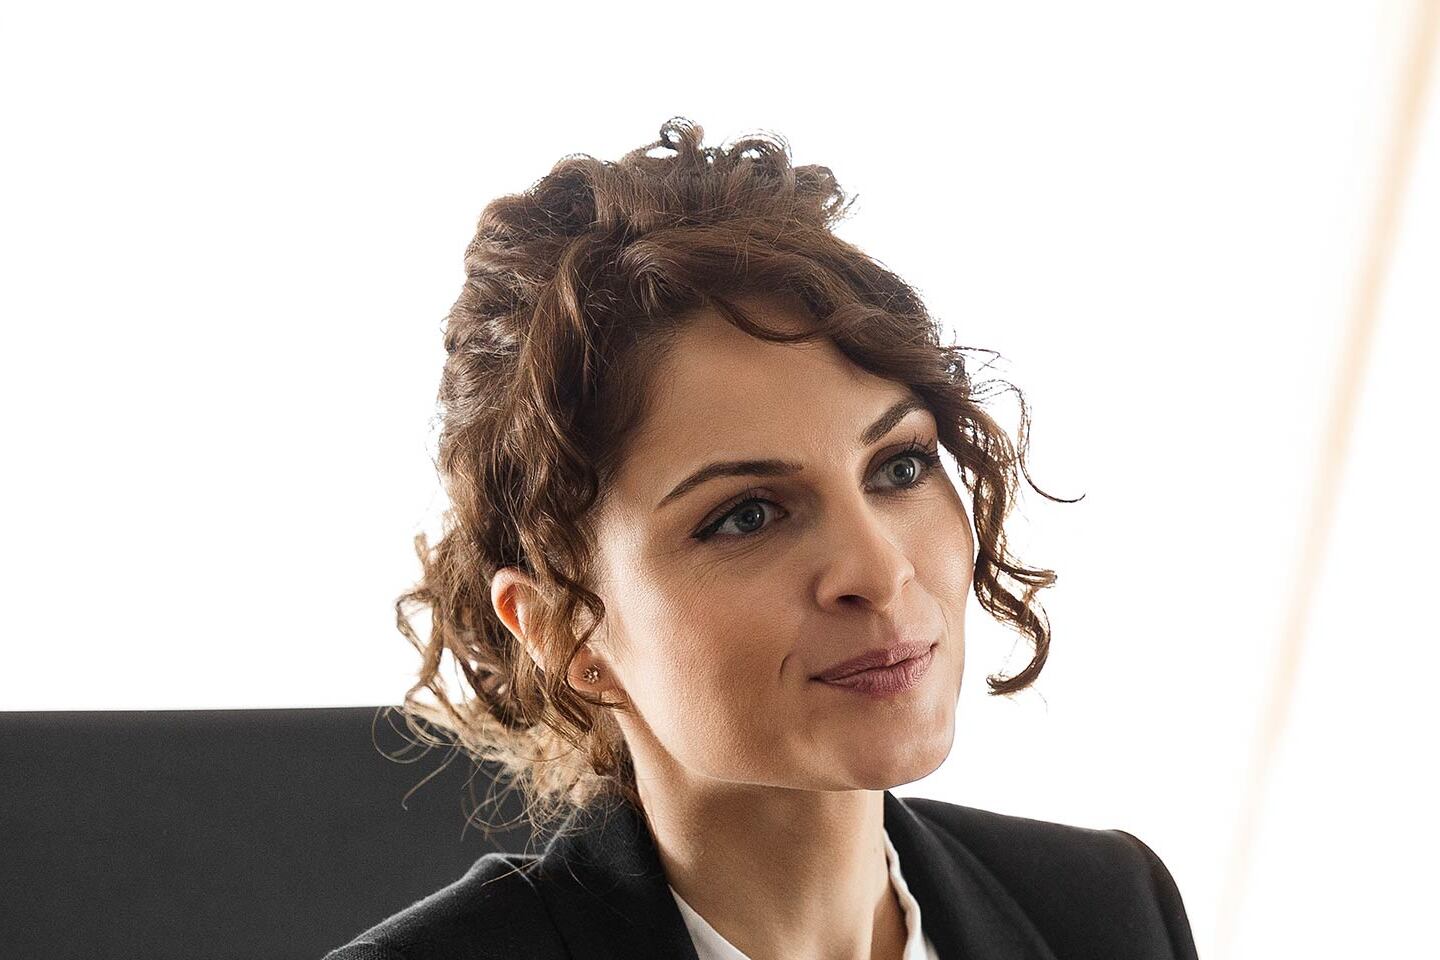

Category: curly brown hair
[385, 117, 1072, 840]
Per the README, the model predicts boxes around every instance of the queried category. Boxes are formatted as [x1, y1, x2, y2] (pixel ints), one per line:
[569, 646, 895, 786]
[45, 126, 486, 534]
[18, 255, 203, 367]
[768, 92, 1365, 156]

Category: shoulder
[320, 852, 564, 960]
[900, 796, 1197, 958]
[902, 795, 1160, 878]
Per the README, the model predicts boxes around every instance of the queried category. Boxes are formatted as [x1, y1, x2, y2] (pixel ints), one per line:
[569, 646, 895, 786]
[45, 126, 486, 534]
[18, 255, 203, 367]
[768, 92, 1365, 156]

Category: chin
[843, 729, 954, 790]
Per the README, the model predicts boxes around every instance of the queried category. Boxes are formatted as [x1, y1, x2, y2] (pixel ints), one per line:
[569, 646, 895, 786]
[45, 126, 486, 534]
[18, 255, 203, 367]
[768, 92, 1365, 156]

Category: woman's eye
[881, 457, 921, 487]
[693, 448, 941, 543]
[712, 501, 776, 538]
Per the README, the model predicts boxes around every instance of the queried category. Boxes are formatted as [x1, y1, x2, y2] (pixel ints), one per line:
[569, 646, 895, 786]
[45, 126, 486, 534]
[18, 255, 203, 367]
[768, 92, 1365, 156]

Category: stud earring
[581, 665, 600, 684]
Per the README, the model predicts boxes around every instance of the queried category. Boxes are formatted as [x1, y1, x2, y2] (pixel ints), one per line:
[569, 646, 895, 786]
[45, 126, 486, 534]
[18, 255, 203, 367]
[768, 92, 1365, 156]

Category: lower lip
[814, 644, 937, 698]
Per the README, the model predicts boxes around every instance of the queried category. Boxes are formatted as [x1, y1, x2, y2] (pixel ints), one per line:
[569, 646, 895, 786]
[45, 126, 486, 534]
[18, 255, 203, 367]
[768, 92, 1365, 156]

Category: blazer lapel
[531, 789, 1059, 960]
[883, 790, 1059, 960]
[532, 789, 702, 960]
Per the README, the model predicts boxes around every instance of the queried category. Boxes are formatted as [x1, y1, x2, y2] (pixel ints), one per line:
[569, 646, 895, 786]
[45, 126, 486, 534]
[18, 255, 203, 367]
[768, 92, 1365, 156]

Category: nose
[813, 494, 916, 613]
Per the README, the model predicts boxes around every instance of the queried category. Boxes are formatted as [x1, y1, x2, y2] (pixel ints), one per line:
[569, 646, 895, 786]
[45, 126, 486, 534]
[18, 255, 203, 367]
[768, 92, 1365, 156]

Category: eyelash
[692, 436, 945, 543]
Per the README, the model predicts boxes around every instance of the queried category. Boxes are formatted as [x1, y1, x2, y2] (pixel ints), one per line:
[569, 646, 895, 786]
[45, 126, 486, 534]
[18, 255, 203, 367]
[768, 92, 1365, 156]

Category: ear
[490, 566, 547, 673]
[491, 566, 615, 697]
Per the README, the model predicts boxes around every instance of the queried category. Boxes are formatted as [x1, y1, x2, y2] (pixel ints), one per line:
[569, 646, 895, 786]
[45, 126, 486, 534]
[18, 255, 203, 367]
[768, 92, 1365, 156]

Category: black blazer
[322, 789, 1198, 959]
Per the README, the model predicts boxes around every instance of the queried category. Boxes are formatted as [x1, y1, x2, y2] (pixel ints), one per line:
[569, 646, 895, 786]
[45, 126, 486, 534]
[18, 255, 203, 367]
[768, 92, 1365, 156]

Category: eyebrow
[655, 395, 929, 511]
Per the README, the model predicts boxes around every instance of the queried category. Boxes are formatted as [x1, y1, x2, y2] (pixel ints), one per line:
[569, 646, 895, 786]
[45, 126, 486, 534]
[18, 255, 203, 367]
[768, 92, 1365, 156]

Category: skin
[491, 292, 975, 960]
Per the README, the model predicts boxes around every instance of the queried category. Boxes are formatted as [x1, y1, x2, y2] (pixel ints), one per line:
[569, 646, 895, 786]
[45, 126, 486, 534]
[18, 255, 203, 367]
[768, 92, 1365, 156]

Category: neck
[638, 779, 909, 960]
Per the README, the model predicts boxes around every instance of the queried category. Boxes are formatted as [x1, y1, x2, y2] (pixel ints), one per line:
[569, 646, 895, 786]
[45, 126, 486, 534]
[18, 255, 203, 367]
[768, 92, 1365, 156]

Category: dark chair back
[1, 706, 540, 959]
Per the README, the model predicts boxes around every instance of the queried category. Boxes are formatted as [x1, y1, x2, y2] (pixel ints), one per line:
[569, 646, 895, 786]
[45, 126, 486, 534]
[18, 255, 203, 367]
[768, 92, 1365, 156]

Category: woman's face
[574, 295, 972, 793]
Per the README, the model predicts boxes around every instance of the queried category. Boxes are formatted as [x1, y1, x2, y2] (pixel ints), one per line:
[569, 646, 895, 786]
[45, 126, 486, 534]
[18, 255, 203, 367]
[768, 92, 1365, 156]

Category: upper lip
[812, 638, 936, 682]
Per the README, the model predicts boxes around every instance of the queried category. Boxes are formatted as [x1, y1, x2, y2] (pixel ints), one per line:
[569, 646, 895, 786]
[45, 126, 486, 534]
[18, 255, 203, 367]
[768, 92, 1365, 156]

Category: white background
[2, 2, 1435, 956]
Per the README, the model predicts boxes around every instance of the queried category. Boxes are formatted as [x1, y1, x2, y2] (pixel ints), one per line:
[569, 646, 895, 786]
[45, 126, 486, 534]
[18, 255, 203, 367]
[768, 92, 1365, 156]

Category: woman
[323, 117, 1198, 960]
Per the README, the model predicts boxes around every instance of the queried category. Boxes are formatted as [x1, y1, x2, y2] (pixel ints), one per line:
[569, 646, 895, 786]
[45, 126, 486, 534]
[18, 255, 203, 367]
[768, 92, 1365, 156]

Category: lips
[812, 639, 936, 682]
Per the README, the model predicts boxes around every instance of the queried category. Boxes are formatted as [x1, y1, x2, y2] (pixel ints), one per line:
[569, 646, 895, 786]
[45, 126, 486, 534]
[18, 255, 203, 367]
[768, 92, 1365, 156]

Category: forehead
[613, 295, 920, 501]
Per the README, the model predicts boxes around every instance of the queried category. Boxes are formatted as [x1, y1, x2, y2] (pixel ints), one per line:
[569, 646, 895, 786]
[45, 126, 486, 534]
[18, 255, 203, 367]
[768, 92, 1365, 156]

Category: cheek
[638, 651, 784, 780]
[928, 489, 976, 589]
[628, 602, 788, 748]
[650, 619, 780, 709]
